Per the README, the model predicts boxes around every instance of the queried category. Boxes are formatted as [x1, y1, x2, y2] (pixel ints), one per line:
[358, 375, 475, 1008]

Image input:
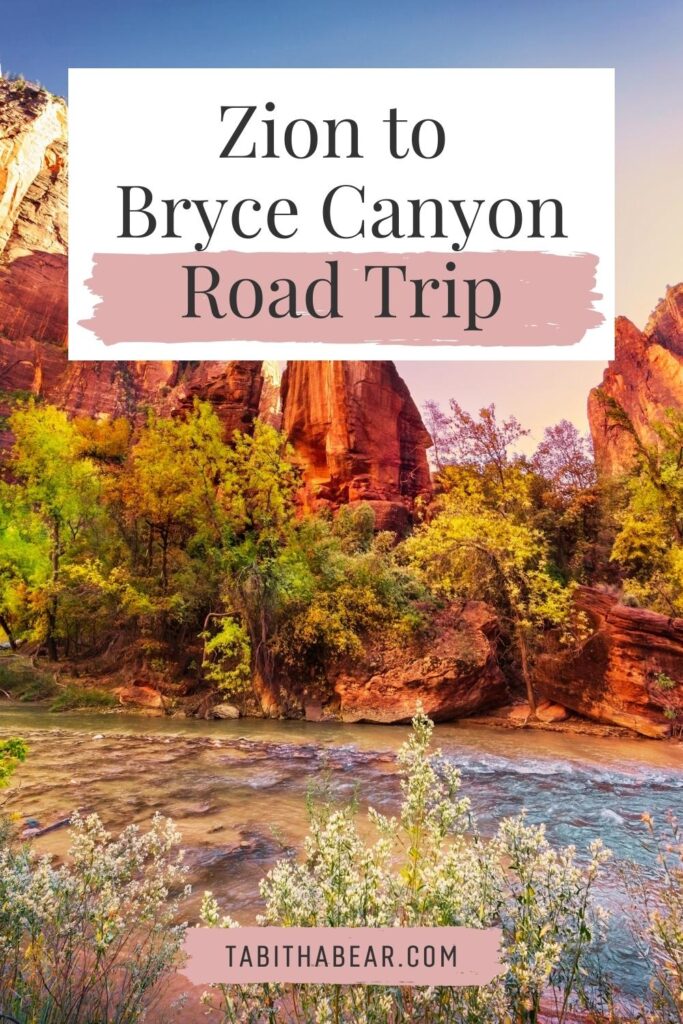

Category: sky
[2, 0, 681, 447]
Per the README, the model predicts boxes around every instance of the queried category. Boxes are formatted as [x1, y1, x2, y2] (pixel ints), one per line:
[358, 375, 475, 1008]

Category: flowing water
[1, 704, 683, 998]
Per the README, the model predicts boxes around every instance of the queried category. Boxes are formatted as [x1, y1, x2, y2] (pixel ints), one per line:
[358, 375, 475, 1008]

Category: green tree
[8, 403, 102, 659]
[269, 508, 425, 679]
[601, 401, 683, 614]
[0, 737, 27, 789]
[403, 489, 575, 714]
[207, 420, 302, 697]
[0, 481, 50, 649]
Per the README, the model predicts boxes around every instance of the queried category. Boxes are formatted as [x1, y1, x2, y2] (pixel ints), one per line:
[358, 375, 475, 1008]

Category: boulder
[211, 702, 240, 720]
[330, 602, 507, 723]
[115, 684, 164, 709]
[506, 703, 533, 724]
[535, 587, 681, 738]
[536, 701, 570, 723]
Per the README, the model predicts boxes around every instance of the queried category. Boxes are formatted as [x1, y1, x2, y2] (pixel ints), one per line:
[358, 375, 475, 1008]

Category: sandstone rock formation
[0, 82, 434, 525]
[326, 602, 507, 723]
[589, 284, 683, 475]
[115, 684, 164, 710]
[0, 79, 67, 348]
[0, 79, 266, 442]
[161, 361, 265, 436]
[258, 360, 283, 428]
[535, 587, 682, 738]
[281, 361, 432, 531]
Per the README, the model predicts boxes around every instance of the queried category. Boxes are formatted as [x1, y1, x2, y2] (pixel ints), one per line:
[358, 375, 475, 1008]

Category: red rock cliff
[0, 79, 266, 442]
[0, 83, 433, 520]
[588, 284, 683, 475]
[280, 361, 432, 531]
[0, 79, 67, 349]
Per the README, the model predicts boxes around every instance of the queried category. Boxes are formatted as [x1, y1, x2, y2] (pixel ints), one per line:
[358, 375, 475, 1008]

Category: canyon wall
[281, 361, 432, 531]
[588, 284, 683, 474]
[0, 84, 265, 439]
[0, 80, 432, 524]
[0, 79, 67, 348]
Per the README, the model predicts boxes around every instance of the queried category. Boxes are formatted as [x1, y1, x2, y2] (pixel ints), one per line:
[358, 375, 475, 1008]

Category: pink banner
[181, 926, 503, 986]
[82, 250, 601, 347]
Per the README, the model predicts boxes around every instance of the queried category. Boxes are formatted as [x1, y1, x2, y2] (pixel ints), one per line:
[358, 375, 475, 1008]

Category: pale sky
[396, 361, 604, 452]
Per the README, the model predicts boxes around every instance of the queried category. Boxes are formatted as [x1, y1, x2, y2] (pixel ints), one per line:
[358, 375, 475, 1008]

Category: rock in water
[211, 703, 240, 719]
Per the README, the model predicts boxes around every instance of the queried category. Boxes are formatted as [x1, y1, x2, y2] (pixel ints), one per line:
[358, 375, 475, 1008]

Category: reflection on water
[1, 704, 682, 994]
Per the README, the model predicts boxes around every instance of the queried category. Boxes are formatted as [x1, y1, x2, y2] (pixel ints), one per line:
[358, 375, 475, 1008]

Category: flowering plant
[0, 812, 188, 1024]
[200, 711, 610, 1024]
[622, 812, 683, 1024]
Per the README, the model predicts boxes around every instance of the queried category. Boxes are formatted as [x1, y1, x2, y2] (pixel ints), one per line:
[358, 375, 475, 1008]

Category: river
[1, 704, 682, 1001]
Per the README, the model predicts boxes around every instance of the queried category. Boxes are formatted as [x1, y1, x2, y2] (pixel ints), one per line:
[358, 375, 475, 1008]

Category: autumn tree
[8, 403, 102, 659]
[425, 399, 529, 484]
[532, 420, 596, 495]
[119, 402, 229, 594]
[402, 490, 576, 714]
[605, 405, 683, 613]
[530, 420, 600, 581]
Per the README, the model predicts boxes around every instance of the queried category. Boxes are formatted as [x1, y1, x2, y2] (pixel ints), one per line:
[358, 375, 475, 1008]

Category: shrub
[0, 813, 187, 1024]
[621, 812, 683, 1024]
[48, 683, 118, 712]
[199, 711, 611, 1024]
[0, 658, 58, 702]
[0, 738, 27, 789]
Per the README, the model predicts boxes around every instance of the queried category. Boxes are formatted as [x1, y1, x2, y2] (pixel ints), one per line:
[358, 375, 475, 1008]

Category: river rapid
[1, 704, 682, 998]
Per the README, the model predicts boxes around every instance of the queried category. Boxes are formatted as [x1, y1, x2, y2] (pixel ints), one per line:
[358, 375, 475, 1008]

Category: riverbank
[2, 649, 676, 744]
[1, 703, 682, 1018]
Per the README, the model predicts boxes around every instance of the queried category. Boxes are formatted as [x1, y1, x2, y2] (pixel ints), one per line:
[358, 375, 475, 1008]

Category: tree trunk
[0, 614, 17, 650]
[161, 525, 169, 593]
[517, 628, 537, 716]
[146, 522, 154, 571]
[46, 519, 60, 661]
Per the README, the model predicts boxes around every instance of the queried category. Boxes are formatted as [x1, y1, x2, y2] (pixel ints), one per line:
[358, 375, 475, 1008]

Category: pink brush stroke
[81, 250, 602, 347]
